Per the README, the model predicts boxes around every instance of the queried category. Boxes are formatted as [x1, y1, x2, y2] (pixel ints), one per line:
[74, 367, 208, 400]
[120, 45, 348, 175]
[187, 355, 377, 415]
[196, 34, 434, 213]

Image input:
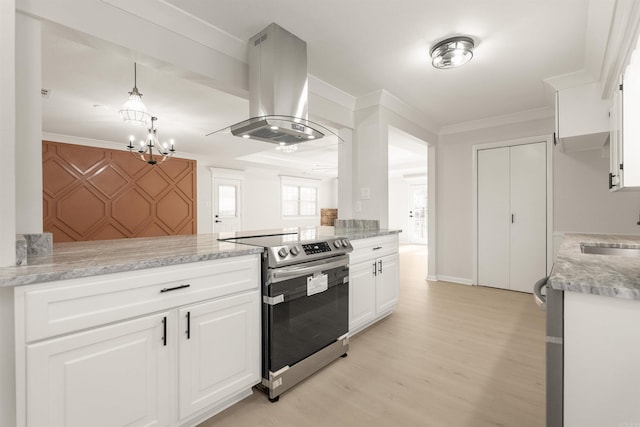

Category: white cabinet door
[26, 312, 170, 427]
[477, 147, 511, 289]
[178, 291, 260, 420]
[622, 51, 640, 188]
[376, 253, 399, 314]
[509, 143, 547, 293]
[610, 81, 623, 190]
[348, 260, 376, 332]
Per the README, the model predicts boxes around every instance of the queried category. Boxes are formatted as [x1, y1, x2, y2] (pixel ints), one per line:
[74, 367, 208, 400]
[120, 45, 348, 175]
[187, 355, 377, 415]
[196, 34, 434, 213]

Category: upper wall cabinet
[610, 46, 640, 191]
[555, 82, 610, 152]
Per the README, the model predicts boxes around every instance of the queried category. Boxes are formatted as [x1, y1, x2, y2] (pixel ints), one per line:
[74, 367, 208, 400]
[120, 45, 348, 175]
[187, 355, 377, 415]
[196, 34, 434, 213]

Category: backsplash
[15, 233, 53, 266]
[334, 219, 380, 231]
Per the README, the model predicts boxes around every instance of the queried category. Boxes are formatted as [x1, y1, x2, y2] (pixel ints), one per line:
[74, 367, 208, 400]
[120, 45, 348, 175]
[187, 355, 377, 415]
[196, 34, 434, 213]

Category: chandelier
[119, 63, 151, 126]
[126, 117, 175, 165]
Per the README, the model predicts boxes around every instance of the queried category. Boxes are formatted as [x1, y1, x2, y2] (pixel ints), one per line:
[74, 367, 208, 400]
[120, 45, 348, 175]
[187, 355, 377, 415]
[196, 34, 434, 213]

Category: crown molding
[438, 106, 554, 136]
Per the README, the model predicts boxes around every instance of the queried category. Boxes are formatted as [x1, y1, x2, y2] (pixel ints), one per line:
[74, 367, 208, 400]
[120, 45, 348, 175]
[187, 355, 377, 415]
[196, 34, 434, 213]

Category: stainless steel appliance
[220, 230, 353, 401]
[534, 277, 563, 427]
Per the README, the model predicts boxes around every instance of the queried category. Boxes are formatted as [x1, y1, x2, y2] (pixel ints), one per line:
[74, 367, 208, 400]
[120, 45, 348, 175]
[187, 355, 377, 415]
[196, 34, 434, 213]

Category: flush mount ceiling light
[430, 36, 475, 69]
[119, 62, 152, 126]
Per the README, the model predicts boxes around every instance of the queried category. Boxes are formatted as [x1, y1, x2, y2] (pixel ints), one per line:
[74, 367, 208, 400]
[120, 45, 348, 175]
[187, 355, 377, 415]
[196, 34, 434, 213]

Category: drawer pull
[160, 284, 191, 293]
[373, 246, 383, 250]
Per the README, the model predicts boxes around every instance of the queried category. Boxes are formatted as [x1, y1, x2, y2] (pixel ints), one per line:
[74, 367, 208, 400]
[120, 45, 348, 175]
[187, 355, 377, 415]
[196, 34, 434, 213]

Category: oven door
[264, 256, 349, 374]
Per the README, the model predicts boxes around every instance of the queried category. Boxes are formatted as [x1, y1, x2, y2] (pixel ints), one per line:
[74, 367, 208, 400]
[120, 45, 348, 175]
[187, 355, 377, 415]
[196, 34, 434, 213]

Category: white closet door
[477, 147, 511, 289]
[509, 142, 547, 292]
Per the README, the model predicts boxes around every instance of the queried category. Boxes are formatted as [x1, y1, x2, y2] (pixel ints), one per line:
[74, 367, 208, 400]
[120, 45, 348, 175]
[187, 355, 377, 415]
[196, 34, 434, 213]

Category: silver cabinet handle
[378, 260, 382, 274]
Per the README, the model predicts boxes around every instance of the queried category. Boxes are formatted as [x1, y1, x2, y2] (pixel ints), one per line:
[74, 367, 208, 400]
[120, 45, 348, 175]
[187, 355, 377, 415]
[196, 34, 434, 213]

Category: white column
[0, 0, 16, 266]
[353, 105, 389, 227]
[15, 13, 43, 234]
[0, 1, 17, 426]
[337, 127, 353, 219]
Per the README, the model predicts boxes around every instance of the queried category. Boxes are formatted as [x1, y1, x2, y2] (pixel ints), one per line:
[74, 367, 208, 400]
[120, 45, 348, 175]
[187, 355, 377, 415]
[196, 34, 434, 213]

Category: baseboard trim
[436, 275, 473, 286]
[426, 275, 438, 282]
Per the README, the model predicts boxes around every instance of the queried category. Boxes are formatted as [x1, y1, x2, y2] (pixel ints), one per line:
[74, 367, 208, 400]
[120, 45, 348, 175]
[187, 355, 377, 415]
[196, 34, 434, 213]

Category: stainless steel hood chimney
[229, 23, 325, 144]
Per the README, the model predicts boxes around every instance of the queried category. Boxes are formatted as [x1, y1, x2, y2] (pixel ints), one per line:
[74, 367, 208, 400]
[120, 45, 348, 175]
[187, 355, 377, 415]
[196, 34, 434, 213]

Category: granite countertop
[0, 227, 401, 288]
[0, 234, 263, 288]
[549, 233, 640, 300]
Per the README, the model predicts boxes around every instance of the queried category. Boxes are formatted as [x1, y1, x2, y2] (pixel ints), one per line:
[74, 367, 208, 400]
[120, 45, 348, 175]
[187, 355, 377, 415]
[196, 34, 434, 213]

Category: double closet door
[477, 142, 547, 293]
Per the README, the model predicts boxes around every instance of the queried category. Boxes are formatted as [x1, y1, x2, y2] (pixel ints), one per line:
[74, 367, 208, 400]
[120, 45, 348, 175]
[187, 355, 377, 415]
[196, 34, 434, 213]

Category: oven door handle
[268, 256, 349, 284]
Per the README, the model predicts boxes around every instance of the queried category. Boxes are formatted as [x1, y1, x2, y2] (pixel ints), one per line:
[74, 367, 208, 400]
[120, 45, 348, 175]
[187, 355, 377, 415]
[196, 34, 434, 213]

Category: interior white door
[407, 185, 427, 244]
[509, 142, 547, 292]
[477, 147, 511, 289]
[213, 177, 242, 233]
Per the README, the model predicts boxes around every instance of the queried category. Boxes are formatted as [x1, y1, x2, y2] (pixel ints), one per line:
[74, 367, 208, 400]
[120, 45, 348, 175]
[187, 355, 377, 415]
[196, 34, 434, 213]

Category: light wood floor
[199, 244, 546, 427]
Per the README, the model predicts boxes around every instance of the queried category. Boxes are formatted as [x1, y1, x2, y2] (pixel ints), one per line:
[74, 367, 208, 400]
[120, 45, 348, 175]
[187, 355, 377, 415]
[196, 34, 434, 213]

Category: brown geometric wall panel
[43, 141, 197, 242]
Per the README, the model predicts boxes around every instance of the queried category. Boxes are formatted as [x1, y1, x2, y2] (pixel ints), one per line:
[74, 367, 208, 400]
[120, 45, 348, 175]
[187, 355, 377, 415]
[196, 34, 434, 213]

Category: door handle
[378, 260, 382, 274]
[511, 214, 514, 224]
[215, 220, 222, 223]
[373, 262, 377, 277]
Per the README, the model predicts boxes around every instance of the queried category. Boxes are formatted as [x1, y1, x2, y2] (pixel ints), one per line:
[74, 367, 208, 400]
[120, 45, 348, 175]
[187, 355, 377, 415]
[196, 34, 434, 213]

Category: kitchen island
[0, 226, 400, 427]
[548, 233, 640, 427]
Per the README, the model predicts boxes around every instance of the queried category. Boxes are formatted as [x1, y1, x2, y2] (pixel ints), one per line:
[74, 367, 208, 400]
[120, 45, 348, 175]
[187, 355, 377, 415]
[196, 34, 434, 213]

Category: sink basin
[580, 243, 640, 257]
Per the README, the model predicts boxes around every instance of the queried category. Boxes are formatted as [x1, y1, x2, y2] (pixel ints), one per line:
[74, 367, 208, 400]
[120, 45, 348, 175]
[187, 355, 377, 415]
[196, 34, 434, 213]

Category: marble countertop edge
[548, 233, 640, 301]
[0, 228, 401, 288]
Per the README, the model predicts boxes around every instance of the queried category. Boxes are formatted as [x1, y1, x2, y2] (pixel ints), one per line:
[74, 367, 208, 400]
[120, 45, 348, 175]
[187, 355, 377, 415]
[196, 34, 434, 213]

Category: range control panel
[267, 237, 353, 268]
[302, 242, 331, 254]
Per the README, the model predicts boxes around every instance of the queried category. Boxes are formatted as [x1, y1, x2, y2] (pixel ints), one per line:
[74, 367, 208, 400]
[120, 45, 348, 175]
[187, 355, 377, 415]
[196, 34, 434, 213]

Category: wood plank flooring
[199, 244, 545, 427]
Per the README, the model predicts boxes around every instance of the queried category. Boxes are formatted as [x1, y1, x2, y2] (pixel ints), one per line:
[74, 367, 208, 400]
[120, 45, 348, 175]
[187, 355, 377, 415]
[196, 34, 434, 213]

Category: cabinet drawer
[20, 255, 260, 342]
[349, 235, 399, 264]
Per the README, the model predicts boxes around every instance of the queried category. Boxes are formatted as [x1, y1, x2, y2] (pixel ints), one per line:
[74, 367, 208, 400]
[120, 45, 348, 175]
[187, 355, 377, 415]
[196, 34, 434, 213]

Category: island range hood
[229, 23, 325, 144]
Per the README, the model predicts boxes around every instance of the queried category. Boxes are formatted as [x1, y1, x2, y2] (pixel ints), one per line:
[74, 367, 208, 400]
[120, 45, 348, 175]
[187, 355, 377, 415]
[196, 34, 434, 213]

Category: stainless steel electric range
[219, 229, 352, 401]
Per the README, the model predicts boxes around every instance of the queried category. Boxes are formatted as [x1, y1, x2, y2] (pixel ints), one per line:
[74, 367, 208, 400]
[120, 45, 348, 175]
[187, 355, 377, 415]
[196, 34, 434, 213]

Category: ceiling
[40, 0, 612, 177]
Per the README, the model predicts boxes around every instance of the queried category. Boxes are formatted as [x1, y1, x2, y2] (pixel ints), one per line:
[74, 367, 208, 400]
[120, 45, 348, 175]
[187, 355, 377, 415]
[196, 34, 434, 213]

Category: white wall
[201, 165, 337, 232]
[436, 118, 554, 284]
[554, 147, 640, 246]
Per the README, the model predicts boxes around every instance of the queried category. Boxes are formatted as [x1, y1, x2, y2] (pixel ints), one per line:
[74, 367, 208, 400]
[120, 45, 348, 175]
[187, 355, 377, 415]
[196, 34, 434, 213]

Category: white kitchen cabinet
[477, 142, 547, 293]
[610, 47, 640, 191]
[14, 255, 261, 427]
[178, 292, 260, 420]
[26, 311, 171, 427]
[555, 82, 610, 152]
[564, 291, 640, 426]
[348, 235, 399, 335]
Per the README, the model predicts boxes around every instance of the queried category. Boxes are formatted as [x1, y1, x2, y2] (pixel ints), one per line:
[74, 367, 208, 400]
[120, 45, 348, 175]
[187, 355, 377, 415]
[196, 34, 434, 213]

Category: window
[281, 177, 319, 218]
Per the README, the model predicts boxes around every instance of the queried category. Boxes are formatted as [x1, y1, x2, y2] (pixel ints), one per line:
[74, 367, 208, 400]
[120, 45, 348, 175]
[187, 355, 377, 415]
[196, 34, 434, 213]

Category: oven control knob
[341, 239, 350, 247]
[277, 247, 288, 258]
[333, 240, 342, 249]
[290, 246, 299, 256]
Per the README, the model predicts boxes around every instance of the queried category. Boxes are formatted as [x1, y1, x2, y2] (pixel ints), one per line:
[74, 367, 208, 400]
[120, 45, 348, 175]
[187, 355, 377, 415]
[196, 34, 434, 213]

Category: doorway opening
[387, 126, 429, 277]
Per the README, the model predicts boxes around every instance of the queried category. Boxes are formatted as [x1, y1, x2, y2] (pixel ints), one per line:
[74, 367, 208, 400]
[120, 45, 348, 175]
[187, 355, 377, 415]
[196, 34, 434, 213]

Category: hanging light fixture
[119, 62, 152, 126]
[430, 36, 475, 69]
[126, 116, 175, 165]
